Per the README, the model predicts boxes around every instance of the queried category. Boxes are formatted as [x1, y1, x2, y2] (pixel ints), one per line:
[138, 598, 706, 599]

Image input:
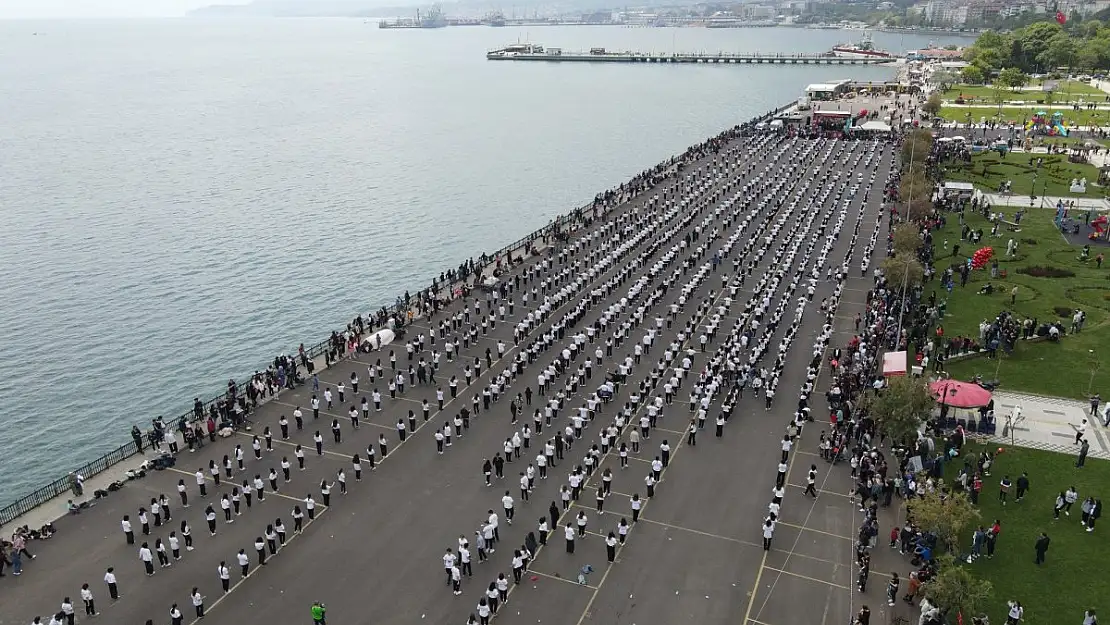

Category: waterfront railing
[0, 103, 795, 526]
[0, 201, 590, 526]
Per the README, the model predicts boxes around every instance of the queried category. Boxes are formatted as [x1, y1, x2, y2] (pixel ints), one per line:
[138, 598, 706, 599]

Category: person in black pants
[1034, 532, 1050, 565]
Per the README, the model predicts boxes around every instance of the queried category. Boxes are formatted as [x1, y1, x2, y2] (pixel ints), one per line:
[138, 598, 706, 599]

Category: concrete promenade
[0, 133, 895, 625]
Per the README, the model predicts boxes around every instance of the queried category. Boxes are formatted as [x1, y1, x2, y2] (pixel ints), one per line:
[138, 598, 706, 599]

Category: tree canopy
[859, 375, 932, 443]
[964, 21, 1110, 73]
[892, 224, 922, 256]
[922, 554, 993, 619]
[921, 92, 943, 117]
[906, 490, 981, 551]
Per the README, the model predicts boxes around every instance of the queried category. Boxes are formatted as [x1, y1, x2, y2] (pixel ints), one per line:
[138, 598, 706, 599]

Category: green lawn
[940, 152, 1105, 199]
[943, 81, 1107, 103]
[1032, 136, 1107, 149]
[924, 208, 1110, 398]
[944, 442, 1108, 625]
[939, 106, 1110, 128]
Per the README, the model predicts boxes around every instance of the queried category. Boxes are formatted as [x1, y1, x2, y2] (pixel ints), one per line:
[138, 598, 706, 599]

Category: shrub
[1017, 265, 1076, 278]
[1054, 306, 1073, 317]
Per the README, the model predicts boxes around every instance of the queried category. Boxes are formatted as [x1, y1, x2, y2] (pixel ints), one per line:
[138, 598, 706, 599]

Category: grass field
[1033, 136, 1107, 149]
[942, 441, 1108, 625]
[942, 81, 1108, 103]
[923, 208, 1110, 398]
[939, 106, 1110, 128]
[939, 152, 1105, 199]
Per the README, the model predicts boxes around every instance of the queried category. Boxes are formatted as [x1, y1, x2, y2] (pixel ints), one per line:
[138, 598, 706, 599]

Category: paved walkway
[977, 390, 1110, 460]
[976, 193, 1110, 211]
[0, 134, 894, 625]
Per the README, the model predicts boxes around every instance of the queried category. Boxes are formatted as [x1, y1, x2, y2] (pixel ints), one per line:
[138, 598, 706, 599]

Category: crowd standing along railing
[0, 104, 797, 526]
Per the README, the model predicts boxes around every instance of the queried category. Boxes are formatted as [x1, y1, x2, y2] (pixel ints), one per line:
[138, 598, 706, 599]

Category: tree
[997, 67, 1028, 91]
[858, 376, 933, 443]
[900, 129, 933, 167]
[960, 65, 985, 84]
[892, 224, 922, 256]
[922, 92, 943, 117]
[882, 252, 926, 289]
[899, 173, 932, 206]
[921, 554, 993, 620]
[931, 70, 958, 91]
[1018, 21, 1066, 71]
[1038, 35, 1078, 71]
[991, 81, 1007, 109]
[905, 491, 980, 551]
[905, 198, 934, 222]
[1077, 37, 1110, 70]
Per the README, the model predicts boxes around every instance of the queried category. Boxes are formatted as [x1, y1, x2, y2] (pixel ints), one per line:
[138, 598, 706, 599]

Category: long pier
[486, 49, 898, 65]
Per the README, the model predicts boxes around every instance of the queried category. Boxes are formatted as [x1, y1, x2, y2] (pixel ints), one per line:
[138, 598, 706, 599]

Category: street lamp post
[1088, 349, 1100, 395]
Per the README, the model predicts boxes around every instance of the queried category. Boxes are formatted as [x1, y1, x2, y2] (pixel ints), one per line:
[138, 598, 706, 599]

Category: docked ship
[379, 6, 448, 29]
[830, 34, 894, 59]
[483, 11, 507, 26]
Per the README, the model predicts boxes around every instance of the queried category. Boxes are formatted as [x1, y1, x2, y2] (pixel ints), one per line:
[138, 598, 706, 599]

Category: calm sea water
[0, 19, 966, 506]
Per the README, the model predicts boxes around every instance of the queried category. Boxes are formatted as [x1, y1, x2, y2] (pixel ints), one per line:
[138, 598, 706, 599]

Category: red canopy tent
[930, 380, 993, 409]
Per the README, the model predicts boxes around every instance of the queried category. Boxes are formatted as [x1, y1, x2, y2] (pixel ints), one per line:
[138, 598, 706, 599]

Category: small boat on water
[830, 34, 894, 59]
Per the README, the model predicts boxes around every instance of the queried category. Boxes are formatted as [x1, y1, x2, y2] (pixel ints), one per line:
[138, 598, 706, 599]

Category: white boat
[831, 34, 894, 59]
[486, 43, 545, 58]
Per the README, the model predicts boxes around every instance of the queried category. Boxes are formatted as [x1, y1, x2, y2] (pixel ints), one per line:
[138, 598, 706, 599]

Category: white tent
[362, 329, 396, 351]
[858, 120, 892, 133]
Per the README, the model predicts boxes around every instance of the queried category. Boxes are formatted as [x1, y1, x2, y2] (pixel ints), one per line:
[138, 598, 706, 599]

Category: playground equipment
[1090, 214, 1107, 240]
[1027, 111, 1069, 136]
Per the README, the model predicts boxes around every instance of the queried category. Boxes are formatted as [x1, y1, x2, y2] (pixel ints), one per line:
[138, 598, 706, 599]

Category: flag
[1056, 10, 1067, 24]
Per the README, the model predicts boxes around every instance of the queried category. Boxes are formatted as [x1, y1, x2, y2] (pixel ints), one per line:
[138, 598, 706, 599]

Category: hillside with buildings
[190, 0, 1110, 29]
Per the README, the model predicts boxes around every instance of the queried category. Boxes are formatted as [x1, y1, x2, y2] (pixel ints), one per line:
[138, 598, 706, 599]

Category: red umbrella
[930, 380, 993, 408]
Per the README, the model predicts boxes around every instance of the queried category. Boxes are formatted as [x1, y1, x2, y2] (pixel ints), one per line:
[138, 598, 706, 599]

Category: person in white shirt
[79, 584, 97, 617]
[103, 567, 119, 600]
[191, 588, 205, 618]
[487, 511, 500, 543]
[443, 548, 457, 585]
[217, 562, 231, 593]
[236, 549, 250, 577]
[564, 524, 576, 553]
[60, 598, 74, 625]
[121, 516, 134, 545]
[477, 599, 492, 625]
[605, 532, 618, 562]
[138, 543, 155, 576]
[459, 545, 472, 577]
[451, 565, 462, 595]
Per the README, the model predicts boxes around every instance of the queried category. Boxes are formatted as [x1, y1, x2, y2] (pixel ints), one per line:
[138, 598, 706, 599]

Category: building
[998, 2, 1038, 17]
[919, 0, 970, 25]
[741, 4, 775, 18]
